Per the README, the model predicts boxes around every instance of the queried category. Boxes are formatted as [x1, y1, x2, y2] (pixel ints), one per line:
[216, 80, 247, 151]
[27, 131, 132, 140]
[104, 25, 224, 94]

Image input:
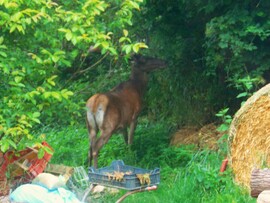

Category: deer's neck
[130, 67, 148, 96]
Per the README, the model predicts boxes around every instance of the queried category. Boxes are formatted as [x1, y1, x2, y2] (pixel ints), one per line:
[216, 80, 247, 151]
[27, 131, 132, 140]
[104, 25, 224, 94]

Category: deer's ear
[131, 54, 141, 62]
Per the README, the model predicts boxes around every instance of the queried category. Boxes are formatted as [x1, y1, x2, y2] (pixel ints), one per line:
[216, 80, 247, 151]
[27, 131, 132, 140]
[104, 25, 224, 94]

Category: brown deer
[86, 54, 167, 168]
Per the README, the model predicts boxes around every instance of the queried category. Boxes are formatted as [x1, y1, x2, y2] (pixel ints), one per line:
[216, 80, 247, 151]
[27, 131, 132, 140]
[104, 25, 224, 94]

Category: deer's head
[131, 54, 167, 72]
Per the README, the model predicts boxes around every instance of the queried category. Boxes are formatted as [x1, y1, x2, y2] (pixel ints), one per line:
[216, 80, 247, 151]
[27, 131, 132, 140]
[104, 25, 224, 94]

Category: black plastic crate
[88, 160, 160, 190]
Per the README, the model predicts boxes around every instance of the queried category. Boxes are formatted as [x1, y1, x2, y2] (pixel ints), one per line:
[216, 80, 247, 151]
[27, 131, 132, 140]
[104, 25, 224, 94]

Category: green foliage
[128, 0, 228, 125]
[216, 108, 232, 133]
[122, 0, 270, 127]
[215, 108, 232, 156]
[204, 1, 270, 105]
[0, 0, 147, 153]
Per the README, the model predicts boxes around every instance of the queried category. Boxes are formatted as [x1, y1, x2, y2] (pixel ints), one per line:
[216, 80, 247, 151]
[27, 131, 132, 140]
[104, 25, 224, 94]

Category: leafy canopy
[0, 0, 146, 152]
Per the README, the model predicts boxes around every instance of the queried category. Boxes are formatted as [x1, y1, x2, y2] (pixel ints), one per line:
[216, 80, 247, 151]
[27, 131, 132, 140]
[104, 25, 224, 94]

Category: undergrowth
[42, 120, 255, 203]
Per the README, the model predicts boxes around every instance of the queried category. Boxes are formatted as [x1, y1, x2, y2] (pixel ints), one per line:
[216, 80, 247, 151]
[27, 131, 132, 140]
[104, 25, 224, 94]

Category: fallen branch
[116, 185, 157, 203]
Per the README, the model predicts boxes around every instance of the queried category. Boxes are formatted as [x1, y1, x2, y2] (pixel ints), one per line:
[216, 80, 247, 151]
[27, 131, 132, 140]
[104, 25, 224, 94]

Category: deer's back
[86, 82, 142, 131]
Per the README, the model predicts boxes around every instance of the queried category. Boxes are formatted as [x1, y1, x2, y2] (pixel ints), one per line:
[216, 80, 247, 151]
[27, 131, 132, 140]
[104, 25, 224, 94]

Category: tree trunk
[250, 169, 270, 197]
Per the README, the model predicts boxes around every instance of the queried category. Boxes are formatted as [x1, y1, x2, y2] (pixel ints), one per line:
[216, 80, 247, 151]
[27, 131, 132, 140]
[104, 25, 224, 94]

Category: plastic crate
[7, 141, 53, 179]
[88, 160, 160, 191]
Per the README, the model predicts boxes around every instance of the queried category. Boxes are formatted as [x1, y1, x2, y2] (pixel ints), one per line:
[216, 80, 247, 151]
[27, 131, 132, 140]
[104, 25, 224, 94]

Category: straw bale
[170, 126, 200, 147]
[198, 123, 224, 150]
[229, 83, 270, 188]
[170, 123, 224, 150]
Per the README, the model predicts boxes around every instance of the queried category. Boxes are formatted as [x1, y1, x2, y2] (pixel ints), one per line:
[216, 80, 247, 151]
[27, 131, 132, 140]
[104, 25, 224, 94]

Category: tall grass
[42, 121, 256, 203]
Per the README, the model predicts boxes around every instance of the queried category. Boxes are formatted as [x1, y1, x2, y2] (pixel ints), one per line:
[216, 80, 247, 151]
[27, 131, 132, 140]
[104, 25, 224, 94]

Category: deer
[86, 54, 167, 168]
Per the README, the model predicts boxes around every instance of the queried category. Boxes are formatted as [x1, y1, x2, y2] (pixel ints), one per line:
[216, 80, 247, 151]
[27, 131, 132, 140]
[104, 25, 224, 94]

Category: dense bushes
[129, 0, 270, 125]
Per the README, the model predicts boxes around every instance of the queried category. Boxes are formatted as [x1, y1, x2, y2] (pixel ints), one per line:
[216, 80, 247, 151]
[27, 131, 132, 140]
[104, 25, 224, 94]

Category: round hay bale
[229, 83, 270, 188]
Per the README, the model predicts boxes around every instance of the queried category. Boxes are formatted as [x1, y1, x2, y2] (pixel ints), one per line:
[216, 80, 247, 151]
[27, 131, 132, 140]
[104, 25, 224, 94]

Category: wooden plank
[45, 163, 74, 176]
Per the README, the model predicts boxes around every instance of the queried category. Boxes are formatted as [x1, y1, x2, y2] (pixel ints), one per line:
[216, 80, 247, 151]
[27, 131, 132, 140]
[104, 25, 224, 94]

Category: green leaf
[9, 81, 25, 87]
[11, 12, 22, 22]
[19, 119, 31, 127]
[16, 25, 24, 33]
[108, 47, 117, 55]
[51, 55, 60, 63]
[71, 36, 77, 45]
[0, 36, 4, 44]
[123, 44, 132, 54]
[119, 37, 126, 43]
[43, 92, 51, 99]
[257, 11, 264, 17]
[33, 112, 41, 118]
[38, 148, 45, 159]
[96, 4, 106, 12]
[15, 76, 22, 83]
[237, 92, 248, 98]
[1, 141, 9, 153]
[0, 51, 7, 58]
[0, 45, 7, 49]
[123, 29, 128, 37]
[60, 59, 72, 67]
[61, 89, 74, 99]
[47, 75, 57, 86]
[25, 18, 31, 24]
[43, 146, 54, 155]
[101, 41, 109, 49]
[65, 31, 72, 41]
[31, 118, 41, 124]
[218, 41, 228, 49]
[29, 91, 40, 97]
[133, 44, 139, 53]
[58, 28, 69, 33]
[129, 1, 140, 10]
[51, 92, 62, 101]
[217, 124, 228, 132]
[7, 139, 17, 149]
[10, 25, 16, 33]
[132, 43, 148, 53]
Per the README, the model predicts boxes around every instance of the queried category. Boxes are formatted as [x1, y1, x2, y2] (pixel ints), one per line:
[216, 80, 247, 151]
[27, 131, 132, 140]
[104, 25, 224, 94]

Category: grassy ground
[42, 122, 256, 203]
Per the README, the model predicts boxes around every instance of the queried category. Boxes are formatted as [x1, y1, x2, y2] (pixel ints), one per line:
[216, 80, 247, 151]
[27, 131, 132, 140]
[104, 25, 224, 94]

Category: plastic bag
[10, 184, 81, 203]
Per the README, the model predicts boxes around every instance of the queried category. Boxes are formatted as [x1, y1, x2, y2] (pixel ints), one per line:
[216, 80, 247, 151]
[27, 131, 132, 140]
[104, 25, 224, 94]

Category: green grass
[41, 121, 256, 203]
[39, 125, 89, 166]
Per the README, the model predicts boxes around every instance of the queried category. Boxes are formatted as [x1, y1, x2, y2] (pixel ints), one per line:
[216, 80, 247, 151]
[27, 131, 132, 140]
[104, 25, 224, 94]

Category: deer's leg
[89, 129, 97, 166]
[128, 119, 137, 145]
[121, 128, 128, 144]
[92, 129, 113, 168]
[86, 111, 98, 166]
